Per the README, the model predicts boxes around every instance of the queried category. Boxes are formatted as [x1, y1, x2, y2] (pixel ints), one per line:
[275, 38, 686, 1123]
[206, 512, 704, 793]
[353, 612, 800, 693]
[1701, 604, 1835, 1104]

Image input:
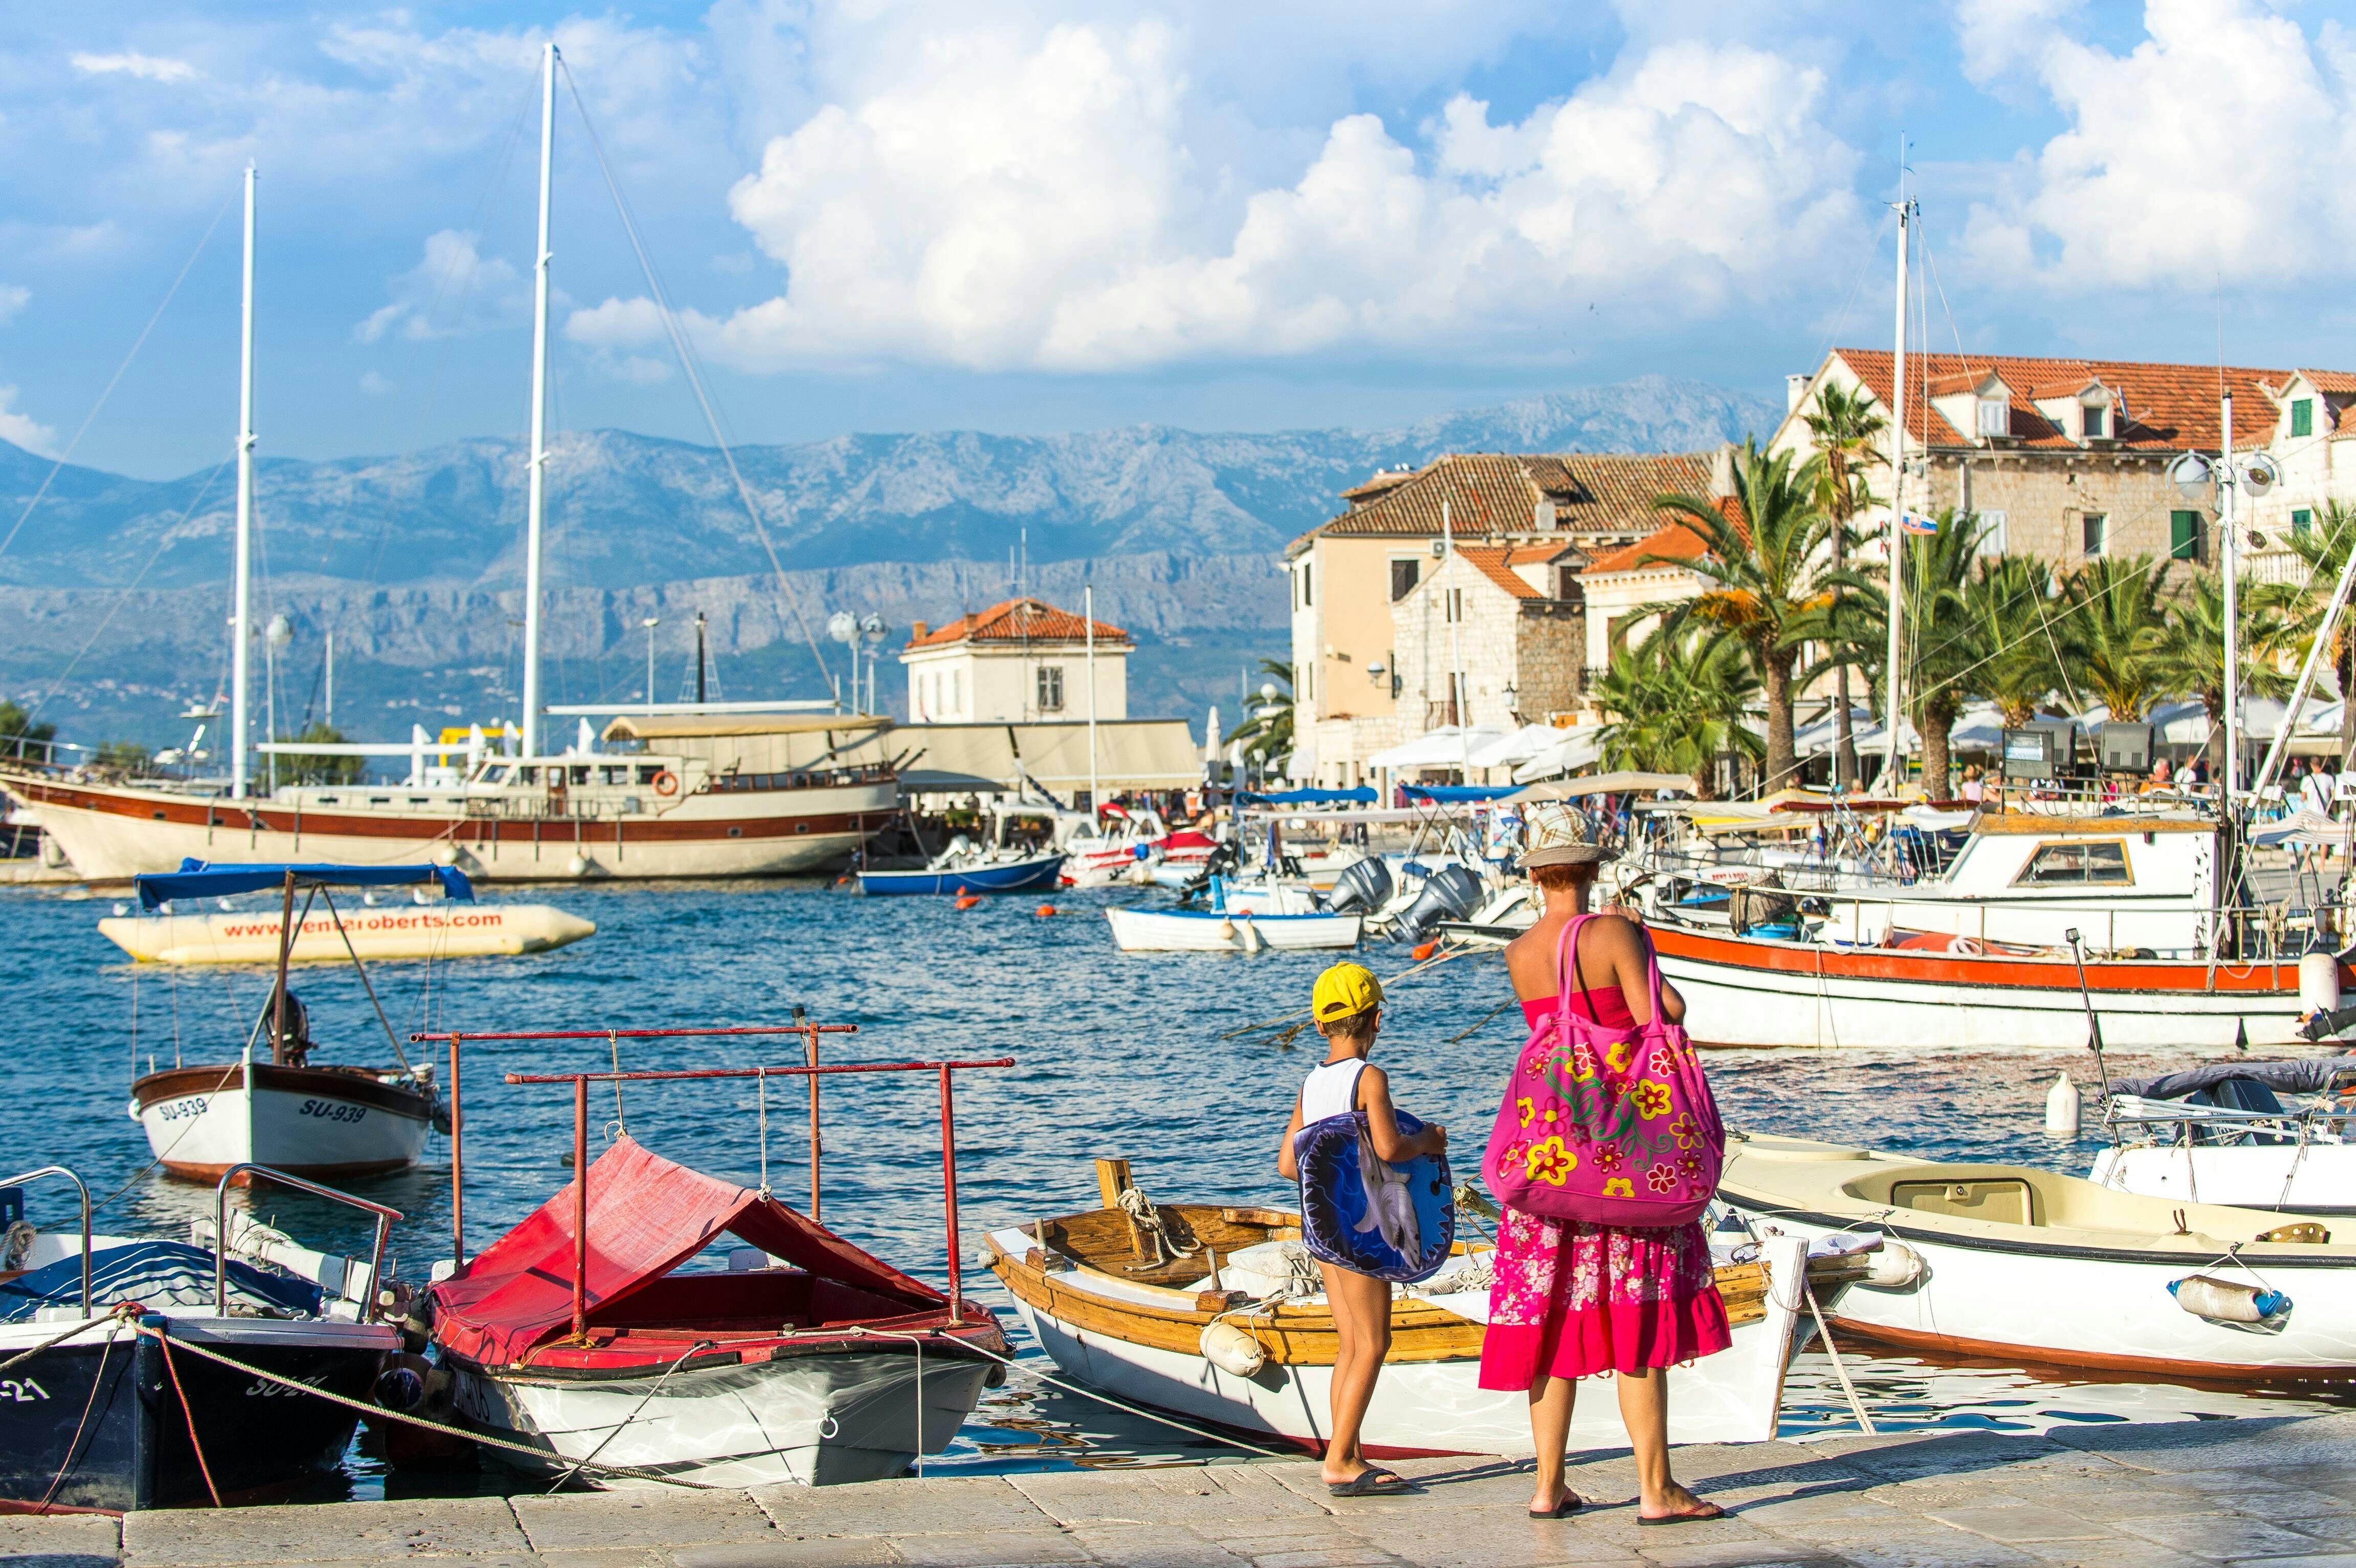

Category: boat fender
[2168, 1273, 2291, 1328]
[1199, 1319, 1267, 1378]
[1239, 917, 1263, 954]
[567, 853, 592, 878]
[2043, 1073, 2081, 1136]
[652, 769, 680, 797]
[2300, 949, 2342, 1015]
[1216, 917, 1236, 942]
[1861, 1242, 1925, 1291]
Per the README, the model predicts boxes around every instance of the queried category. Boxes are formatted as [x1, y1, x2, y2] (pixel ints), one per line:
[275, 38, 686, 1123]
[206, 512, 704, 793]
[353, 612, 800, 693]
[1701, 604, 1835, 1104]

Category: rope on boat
[125, 1327, 717, 1489]
[27, 1307, 132, 1516]
[941, 1335, 1291, 1460]
[1114, 1186, 1201, 1267]
[155, 1324, 225, 1507]
[545, 1338, 714, 1493]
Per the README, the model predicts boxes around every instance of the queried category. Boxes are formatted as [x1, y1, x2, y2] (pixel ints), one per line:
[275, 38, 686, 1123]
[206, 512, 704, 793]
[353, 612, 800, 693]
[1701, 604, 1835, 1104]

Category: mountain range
[0, 375, 1778, 744]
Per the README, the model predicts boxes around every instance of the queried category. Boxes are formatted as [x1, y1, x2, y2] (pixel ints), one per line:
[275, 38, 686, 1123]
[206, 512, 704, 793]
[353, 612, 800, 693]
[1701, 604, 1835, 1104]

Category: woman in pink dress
[1483, 805, 1729, 1522]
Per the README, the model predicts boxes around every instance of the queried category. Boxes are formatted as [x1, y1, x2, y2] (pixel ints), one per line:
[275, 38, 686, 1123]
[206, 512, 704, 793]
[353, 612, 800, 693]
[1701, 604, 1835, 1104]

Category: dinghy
[2090, 1057, 2356, 1216]
[1105, 907, 1361, 953]
[125, 863, 454, 1181]
[99, 899, 593, 964]
[0, 1163, 401, 1512]
[426, 1032, 1014, 1488]
[986, 1159, 1827, 1459]
[1718, 1133, 2356, 1381]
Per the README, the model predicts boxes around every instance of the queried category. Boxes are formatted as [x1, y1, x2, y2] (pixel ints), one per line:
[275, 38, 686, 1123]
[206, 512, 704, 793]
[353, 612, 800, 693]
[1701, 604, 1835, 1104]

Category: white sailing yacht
[4, 47, 893, 883]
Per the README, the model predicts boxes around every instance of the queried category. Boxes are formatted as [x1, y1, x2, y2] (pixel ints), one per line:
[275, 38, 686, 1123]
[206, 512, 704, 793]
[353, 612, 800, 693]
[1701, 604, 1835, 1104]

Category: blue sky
[8, 1, 2356, 478]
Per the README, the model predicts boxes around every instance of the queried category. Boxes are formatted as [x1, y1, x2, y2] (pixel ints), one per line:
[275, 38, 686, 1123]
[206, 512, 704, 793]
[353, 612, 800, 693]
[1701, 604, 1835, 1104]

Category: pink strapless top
[1520, 984, 1638, 1030]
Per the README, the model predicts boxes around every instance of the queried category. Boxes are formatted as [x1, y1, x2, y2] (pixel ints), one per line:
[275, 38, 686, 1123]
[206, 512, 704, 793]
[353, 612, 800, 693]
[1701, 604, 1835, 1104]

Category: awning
[1465, 723, 1571, 769]
[137, 859, 473, 912]
[1367, 726, 1508, 770]
[1509, 771, 1692, 802]
[889, 721, 1201, 793]
[1510, 728, 1605, 782]
[1238, 787, 1376, 805]
[1401, 784, 1520, 803]
[430, 1137, 943, 1366]
[602, 713, 889, 741]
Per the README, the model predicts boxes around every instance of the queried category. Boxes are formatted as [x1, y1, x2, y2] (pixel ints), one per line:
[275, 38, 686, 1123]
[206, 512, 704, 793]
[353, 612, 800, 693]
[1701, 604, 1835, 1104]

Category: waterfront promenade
[9, 1410, 2352, 1568]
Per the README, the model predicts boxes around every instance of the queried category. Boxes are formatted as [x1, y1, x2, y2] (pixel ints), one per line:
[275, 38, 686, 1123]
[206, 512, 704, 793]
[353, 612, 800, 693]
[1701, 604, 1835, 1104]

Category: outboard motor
[1324, 855, 1394, 916]
[1393, 864, 1482, 943]
[1175, 843, 1242, 908]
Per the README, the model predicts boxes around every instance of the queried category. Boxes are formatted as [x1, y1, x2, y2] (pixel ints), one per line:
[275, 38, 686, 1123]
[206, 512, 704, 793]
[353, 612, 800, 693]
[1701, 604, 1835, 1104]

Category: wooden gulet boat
[987, 1159, 1844, 1460]
[125, 863, 457, 1181]
[420, 1026, 1015, 1488]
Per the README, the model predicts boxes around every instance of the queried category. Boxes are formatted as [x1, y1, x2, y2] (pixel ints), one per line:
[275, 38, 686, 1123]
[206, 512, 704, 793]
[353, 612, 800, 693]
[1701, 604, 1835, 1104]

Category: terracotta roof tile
[1293, 450, 1716, 552]
[1833, 348, 2302, 452]
[905, 598, 1131, 650]
[1452, 545, 1543, 600]
[1580, 521, 1711, 577]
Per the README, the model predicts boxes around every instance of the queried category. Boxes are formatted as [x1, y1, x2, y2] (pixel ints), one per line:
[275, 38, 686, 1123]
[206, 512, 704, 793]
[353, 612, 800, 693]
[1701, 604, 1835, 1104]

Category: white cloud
[0, 283, 27, 325]
[70, 51, 198, 83]
[564, 297, 678, 383]
[359, 370, 393, 396]
[1960, 0, 2356, 291]
[0, 387, 56, 455]
[621, 17, 1863, 372]
[355, 230, 526, 344]
[1953, 0, 2082, 85]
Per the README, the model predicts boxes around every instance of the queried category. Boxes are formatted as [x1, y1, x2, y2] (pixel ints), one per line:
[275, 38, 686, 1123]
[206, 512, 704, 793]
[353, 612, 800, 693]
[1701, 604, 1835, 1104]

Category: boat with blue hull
[857, 851, 1064, 895]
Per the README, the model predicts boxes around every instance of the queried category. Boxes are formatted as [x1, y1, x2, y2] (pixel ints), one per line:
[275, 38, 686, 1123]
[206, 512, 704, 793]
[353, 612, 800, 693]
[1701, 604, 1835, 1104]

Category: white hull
[132, 1059, 434, 1179]
[997, 1231, 1807, 1456]
[452, 1348, 993, 1488]
[1657, 948, 2306, 1050]
[99, 903, 595, 964]
[1725, 1202, 2356, 1377]
[2089, 1143, 2356, 1217]
[1106, 908, 1362, 953]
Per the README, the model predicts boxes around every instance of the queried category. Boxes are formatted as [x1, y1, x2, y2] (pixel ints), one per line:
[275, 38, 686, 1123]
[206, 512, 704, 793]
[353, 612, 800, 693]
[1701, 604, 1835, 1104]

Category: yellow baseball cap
[1311, 961, 1384, 1022]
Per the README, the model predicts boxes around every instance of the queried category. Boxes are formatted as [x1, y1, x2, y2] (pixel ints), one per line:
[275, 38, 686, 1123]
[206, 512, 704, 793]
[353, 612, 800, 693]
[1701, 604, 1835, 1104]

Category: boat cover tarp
[429, 1136, 944, 1365]
[2107, 1057, 2356, 1101]
[1401, 784, 1518, 802]
[1237, 787, 1375, 805]
[0, 1241, 322, 1322]
[138, 859, 474, 911]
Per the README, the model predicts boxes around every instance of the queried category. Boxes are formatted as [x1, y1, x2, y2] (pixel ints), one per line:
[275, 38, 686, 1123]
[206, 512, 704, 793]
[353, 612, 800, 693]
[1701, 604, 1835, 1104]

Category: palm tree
[1224, 659, 1294, 774]
[2148, 572, 2299, 777]
[1802, 384, 1886, 788]
[2287, 500, 2356, 768]
[1596, 628, 1763, 799]
[1963, 555, 2065, 727]
[2062, 556, 2171, 722]
[1646, 439, 1832, 793]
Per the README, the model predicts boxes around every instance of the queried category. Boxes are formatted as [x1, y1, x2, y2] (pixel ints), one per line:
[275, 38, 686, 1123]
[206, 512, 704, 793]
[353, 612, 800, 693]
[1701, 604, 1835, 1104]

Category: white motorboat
[1645, 812, 2344, 1049]
[2090, 1057, 2356, 1216]
[1106, 907, 1361, 953]
[99, 898, 594, 964]
[125, 862, 453, 1181]
[986, 1184, 1820, 1457]
[1719, 1133, 2356, 1382]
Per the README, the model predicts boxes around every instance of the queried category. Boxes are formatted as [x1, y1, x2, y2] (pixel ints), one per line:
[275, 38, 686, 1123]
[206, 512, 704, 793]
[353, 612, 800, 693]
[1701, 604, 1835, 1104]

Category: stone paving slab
[33, 1407, 2356, 1568]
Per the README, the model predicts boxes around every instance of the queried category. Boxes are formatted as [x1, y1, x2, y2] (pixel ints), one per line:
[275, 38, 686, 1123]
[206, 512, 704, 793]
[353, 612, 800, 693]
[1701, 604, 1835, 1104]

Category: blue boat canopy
[1238, 787, 1376, 805]
[1401, 784, 1521, 802]
[137, 858, 474, 911]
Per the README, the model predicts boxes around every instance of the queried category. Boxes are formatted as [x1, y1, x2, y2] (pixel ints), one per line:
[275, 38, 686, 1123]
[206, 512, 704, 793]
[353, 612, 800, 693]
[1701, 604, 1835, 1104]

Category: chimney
[1709, 443, 1738, 500]
[1786, 373, 1811, 414]
[910, 620, 929, 644]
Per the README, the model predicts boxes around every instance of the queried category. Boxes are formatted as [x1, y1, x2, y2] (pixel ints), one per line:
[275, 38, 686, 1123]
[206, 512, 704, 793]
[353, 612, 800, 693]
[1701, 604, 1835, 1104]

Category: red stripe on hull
[1647, 924, 2335, 998]
[1830, 1316, 2356, 1384]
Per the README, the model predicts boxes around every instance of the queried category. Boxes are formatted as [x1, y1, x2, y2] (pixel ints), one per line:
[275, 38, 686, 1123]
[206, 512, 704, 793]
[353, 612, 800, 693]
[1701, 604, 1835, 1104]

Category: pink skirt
[1476, 1207, 1731, 1389]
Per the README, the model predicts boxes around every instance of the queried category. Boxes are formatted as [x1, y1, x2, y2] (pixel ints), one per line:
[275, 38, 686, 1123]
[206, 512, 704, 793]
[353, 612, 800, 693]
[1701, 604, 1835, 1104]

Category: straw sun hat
[1520, 801, 1616, 868]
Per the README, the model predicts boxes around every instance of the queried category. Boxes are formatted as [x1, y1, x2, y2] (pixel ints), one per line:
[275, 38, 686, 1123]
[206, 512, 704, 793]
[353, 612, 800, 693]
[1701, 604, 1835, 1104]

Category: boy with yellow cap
[1275, 961, 1447, 1496]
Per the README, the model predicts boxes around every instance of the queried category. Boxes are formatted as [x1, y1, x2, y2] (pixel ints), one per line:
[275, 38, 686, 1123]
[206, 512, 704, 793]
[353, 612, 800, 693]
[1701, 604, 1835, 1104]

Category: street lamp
[2168, 433, 2280, 804]
[264, 613, 293, 790]
[641, 617, 660, 715]
[860, 614, 887, 715]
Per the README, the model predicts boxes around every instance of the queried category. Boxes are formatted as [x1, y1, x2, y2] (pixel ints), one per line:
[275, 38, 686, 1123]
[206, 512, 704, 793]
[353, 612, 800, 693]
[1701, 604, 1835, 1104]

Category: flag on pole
[1899, 511, 1939, 536]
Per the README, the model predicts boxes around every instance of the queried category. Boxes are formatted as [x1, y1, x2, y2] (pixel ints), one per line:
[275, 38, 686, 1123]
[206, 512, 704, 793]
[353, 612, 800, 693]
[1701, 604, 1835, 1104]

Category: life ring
[652, 769, 680, 797]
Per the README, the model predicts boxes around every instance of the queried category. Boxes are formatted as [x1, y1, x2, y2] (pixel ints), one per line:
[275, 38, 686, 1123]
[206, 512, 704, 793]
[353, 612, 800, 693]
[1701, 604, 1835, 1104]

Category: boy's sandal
[1327, 1468, 1414, 1497]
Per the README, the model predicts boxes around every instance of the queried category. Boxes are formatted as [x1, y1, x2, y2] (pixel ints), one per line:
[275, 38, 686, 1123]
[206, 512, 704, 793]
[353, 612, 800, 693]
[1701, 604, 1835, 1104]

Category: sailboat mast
[230, 163, 257, 798]
[519, 41, 557, 760]
[2221, 392, 2240, 803]
[1881, 139, 1911, 789]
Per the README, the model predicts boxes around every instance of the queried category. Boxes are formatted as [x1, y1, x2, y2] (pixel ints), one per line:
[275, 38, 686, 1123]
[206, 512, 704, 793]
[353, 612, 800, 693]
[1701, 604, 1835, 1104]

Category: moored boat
[2090, 1057, 2356, 1215]
[986, 1168, 1823, 1457]
[1718, 1133, 2356, 1381]
[859, 849, 1064, 895]
[1106, 906, 1361, 953]
[99, 899, 594, 964]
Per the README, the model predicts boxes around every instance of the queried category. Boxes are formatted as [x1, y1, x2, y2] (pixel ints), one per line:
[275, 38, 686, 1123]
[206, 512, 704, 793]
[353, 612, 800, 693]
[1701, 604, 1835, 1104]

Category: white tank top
[1301, 1059, 1368, 1123]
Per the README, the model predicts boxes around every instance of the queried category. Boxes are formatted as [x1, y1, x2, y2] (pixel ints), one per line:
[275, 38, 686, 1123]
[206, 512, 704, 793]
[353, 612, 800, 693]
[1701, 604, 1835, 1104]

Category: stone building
[1286, 450, 1714, 786]
[1389, 543, 1586, 745]
[900, 598, 1129, 724]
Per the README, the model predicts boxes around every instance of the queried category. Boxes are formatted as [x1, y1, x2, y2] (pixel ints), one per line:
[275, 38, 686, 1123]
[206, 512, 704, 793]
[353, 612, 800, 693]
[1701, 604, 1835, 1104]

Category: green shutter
[2293, 399, 2314, 438]
[2170, 510, 2200, 561]
[2295, 509, 2314, 540]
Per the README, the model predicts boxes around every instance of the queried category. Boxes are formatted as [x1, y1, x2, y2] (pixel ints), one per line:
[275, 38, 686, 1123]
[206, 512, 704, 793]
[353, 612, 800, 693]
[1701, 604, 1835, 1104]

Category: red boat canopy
[430, 1136, 945, 1365]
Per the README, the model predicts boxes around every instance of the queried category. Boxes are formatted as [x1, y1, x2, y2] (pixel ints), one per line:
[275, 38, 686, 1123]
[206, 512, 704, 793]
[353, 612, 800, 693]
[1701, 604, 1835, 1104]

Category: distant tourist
[1484, 806, 1729, 1525]
[1959, 764, 1984, 804]
[1275, 963, 1446, 1497]
[2302, 756, 2336, 818]
[2144, 757, 2174, 794]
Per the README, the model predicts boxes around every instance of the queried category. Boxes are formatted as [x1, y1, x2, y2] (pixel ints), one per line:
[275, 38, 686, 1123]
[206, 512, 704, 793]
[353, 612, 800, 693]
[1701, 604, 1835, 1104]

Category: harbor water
[5, 878, 2346, 1495]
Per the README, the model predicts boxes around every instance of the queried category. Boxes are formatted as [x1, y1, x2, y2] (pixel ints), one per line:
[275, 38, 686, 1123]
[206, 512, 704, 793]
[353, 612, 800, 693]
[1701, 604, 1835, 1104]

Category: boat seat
[1889, 1178, 2037, 1226]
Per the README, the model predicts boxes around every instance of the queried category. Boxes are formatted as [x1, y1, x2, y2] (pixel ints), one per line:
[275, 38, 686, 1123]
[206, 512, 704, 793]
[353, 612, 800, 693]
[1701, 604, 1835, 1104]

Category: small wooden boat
[986, 1160, 1826, 1459]
[0, 1163, 402, 1512]
[98, 900, 594, 964]
[1719, 1133, 2356, 1381]
[1106, 907, 1361, 953]
[124, 863, 453, 1181]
